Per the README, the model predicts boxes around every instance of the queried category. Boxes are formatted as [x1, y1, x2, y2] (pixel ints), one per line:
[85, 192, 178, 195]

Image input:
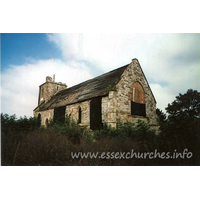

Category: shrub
[47, 114, 92, 145]
[1, 109, 198, 166]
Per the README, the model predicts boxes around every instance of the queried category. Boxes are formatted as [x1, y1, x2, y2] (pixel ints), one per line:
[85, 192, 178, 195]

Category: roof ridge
[38, 63, 130, 111]
[55, 63, 129, 96]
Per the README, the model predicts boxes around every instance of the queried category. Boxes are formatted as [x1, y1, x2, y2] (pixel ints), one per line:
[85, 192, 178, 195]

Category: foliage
[93, 120, 156, 143]
[1, 113, 41, 165]
[166, 89, 200, 120]
[1, 89, 199, 166]
[106, 84, 117, 93]
[156, 108, 167, 123]
[1, 113, 41, 134]
[47, 114, 93, 145]
[157, 89, 200, 165]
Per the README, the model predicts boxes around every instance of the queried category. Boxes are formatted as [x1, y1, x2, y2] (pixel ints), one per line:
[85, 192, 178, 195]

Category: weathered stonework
[34, 109, 54, 127]
[114, 59, 158, 127]
[99, 59, 158, 129]
[65, 100, 90, 127]
[38, 76, 67, 105]
[34, 59, 159, 131]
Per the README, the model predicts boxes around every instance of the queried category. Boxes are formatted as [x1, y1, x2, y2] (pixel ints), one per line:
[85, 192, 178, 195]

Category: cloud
[1, 33, 199, 117]
[47, 33, 199, 111]
[150, 83, 177, 110]
[1, 59, 92, 118]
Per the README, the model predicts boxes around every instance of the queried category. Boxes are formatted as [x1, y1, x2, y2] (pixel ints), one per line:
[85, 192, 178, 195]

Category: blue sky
[1, 33, 199, 118]
[1, 33, 62, 71]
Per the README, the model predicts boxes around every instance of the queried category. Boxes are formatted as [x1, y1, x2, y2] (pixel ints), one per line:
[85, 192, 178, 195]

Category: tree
[164, 89, 200, 138]
[161, 89, 200, 165]
[156, 108, 167, 123]
[166, 89, 200, 120]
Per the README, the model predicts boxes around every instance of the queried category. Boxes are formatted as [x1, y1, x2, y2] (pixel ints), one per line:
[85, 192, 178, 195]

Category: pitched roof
[38, 64, 129, 111]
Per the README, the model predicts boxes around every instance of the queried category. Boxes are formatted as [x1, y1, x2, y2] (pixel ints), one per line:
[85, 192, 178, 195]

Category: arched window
[132, 82, 145, 103]
[38, 113, 41, 125]
[131, 82, 146, 116]
[78, 107, 82, 124]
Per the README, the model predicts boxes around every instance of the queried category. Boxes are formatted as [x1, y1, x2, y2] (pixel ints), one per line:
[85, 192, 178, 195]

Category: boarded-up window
[131, 82, 146, 116]
[132, 82, 145, 103]
[54, 106, 66, 123]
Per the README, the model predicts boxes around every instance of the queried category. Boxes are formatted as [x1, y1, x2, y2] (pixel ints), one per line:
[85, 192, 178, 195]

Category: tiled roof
[38, 64, 129, 111]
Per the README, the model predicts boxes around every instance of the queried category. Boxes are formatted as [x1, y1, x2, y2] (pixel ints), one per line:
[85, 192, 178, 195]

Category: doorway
[54, 106, 66, 123]
[90, 97, 102, 130]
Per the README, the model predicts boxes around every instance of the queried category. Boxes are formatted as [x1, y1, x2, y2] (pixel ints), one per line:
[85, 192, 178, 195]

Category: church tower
[38, 75, 67, 105]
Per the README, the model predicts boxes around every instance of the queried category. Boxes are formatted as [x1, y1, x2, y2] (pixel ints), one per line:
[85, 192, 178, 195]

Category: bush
[1, 113, 41, 134]
[1, 108, 198, 166]
[47, 114, 92, 145]
[1, 113, 41, 165]
[93, 120, 156, 141]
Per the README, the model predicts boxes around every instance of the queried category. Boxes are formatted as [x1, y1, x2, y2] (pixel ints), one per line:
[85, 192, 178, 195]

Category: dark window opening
[78, 107, 82, 124]
[38, 113, 41, 125]
[131, 101, 146, 117]
[54, 106, 66, 123]
[46, 118, 48, 125]
[90, 97, 102, 130]
[57, 86, 59, 90]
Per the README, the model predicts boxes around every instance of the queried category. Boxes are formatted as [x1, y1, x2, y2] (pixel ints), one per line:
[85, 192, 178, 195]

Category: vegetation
[156, 89, 200, 165]
[1, 89, 199, 166]
[106, 84, 117, 92]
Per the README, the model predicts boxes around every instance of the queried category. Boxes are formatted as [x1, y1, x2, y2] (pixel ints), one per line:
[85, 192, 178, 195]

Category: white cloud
[150, 83, 177, 111]
[47, 33, 199, 111]
[1, 33, 199, 117]
[1, 59, 92, 118]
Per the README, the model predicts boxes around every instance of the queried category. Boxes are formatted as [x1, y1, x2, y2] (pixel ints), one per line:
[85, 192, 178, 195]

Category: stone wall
[110, 59, 159, 127]
[34, 59, 159, 131]
[34, 109, 54, 126]
[102, 96, 108, 124]
[65, 100, 90, 127]
[38, 78, 67, 105]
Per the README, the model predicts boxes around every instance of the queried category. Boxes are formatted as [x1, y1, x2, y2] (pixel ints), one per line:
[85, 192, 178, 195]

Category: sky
[1, 33, 199, 118]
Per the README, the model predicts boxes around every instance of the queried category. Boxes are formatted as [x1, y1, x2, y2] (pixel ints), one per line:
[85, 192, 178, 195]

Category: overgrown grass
[1, 113, 199, 166]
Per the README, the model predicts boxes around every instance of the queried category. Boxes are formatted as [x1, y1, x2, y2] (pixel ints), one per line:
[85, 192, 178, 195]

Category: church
[33, 58, 159, 131]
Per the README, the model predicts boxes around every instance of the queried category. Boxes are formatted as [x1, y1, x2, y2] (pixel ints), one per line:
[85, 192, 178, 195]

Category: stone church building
[33, 59, 159, 130]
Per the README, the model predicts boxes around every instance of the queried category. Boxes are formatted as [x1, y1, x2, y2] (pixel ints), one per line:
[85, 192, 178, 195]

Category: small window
[57, 86, 59, 90]
[131, 82, 146, 116]
[78, 107, 82, 124]
[46, 118, 48, 125]
[38, 113, 41, 125]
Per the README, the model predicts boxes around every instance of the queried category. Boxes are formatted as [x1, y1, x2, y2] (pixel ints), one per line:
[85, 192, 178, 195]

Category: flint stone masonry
[36, 109, 54, 127]
[114, 59, 158, 126]
[34, 59, 159, 132]
[65, 100, 90, 126]
[38, 77, 67, 104]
